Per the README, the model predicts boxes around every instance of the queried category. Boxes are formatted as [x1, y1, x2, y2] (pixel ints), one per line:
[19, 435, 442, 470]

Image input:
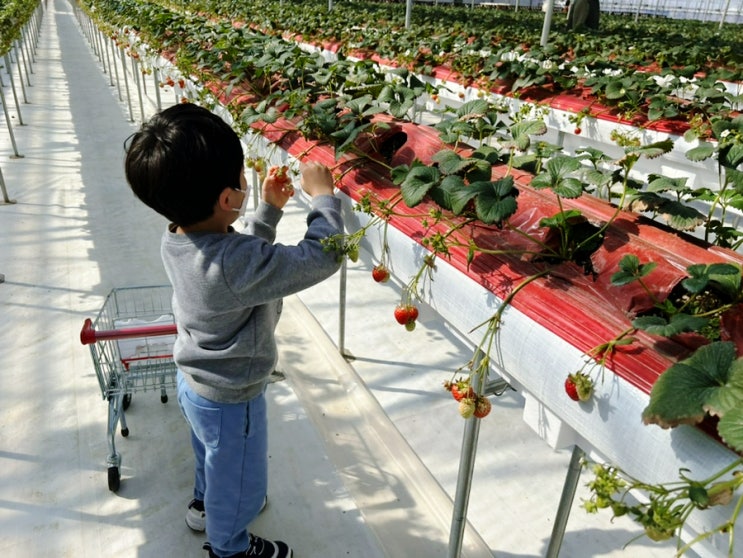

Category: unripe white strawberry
[459, 397, 475, 419]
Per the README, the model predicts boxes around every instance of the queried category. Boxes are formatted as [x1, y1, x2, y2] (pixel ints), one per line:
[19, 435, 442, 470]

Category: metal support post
[20, 29, 34, 77]
[96, 29, 107, 74]
[152, 66, 162, 111]
[0, 83, 24, 159]
[119, 47, 134, 122]
[1, 165, 17, 204]
[546, 445, 585, 558]
[8, 47, 28, 104]
[3, 55, 24, 125]
[14, 40, 31, 88]
[22, 27, 35, 67]
[104, 34, 115, 87]
[338, 257, 349, 358]
[111, 38, 122, 100]
[448, 351, 486, 557]
[540, 0, 556, 47]
[132, 57, 145, 121]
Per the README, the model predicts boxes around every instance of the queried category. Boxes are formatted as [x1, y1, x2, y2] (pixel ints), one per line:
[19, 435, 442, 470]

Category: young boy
[124, 103, 343, 558]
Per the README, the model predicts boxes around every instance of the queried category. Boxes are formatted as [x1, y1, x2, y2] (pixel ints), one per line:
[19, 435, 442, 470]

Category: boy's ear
[217, 186, 236, 212]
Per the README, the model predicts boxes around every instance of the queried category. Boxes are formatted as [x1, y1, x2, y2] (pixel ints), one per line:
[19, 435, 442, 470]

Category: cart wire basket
[80, 285, 178, 491]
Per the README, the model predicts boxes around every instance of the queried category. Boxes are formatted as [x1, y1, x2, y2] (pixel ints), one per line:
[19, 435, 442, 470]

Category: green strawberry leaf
[656, 199, 706, 231]
[704, 358, 743, 417]
[432, 150, 468, 175]
[456, 99, 490, 118]
[439, 175, 471, 214]
[717, 406, 743, 453]
[552, 177, 584, 199]
[473, 176, 518, 225]
[471, 144, 504, 165]
[683, 263, 740, 294]
[722, 143, 743, 169]
[632, 313, 709, 336]
[685, 142, 715, 162]
[390, 163, 411, 186]
[630, 139, 675, 159]
[610, 254, 657, 285]
[530, 155, 583, 192]
[509, 119, 548, 151]
[647, 175, 688, 193]
[400, 165, 441, 207]
[539, 209, 583, 229]
[642, 342, 737, 429]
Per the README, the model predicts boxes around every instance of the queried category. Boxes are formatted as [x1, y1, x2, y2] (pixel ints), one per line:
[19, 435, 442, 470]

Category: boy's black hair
[124, 103, 244, 227]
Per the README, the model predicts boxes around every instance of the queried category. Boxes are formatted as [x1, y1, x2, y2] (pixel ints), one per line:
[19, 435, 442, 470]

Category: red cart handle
[80, 318, 177, 345]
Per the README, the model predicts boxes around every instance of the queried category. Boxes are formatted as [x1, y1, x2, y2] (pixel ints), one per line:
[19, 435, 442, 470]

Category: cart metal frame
[80, 285, 178, 491]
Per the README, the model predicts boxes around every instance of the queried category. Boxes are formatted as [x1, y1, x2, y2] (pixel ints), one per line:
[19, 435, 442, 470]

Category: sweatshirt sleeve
[222, 195, 344, 305]
[242, 200, 283, 243]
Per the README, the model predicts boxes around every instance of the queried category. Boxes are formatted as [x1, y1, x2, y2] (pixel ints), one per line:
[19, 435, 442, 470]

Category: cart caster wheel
[121, 427, 129, 437]
[123, 393, 132, 410]
[108, 466, 121, 492]
[161, 394, 168, 403]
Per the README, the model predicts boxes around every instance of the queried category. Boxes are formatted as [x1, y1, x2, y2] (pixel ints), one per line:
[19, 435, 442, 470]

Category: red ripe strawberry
[372, 264, 390, 283]
[394, 305, 410, 325]
[574, 127, 582, 135]
[406, 305, 419, 322]
[474, 395, 492, 418]
[565, 372, 594, 402]
[178, 78, 186, 89]
[565, 376, 580, 401]
[394, 304, 418, 326]
[270, 165, 291, 185]
[449, 379, 473, 402]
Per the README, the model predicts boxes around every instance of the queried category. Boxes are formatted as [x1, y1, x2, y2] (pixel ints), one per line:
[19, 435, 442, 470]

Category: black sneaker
[205, 533, 293, 558]
[187, 496, 268, 533]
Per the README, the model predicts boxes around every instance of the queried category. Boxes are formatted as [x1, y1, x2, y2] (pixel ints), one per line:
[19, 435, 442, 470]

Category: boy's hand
[262, 165, 294, 209]
[299, 162, 335, 198]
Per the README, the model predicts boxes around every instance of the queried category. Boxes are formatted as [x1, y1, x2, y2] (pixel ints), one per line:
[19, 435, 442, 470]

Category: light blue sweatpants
[177, 371, 268, 557]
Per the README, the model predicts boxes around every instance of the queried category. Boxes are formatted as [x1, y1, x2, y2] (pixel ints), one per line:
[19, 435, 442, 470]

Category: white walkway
[0, 1, 685, 557]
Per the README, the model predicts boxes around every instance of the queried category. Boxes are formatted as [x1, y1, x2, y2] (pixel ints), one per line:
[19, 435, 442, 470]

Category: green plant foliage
[0, 0, 38, 55]
[643, 341, 737, 429]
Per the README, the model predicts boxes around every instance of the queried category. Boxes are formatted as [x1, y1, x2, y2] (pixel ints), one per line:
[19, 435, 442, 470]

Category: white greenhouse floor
[0, 1, 693, 557]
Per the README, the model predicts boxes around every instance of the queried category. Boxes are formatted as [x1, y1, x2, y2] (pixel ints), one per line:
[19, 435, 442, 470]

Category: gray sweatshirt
[161, 195, 343, 403]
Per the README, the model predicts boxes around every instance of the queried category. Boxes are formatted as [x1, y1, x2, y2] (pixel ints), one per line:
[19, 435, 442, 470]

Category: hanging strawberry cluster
[443, 377, 492, 419]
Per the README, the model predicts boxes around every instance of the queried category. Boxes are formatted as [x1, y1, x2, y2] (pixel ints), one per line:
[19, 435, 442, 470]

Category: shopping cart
[80, 285, 178, 492]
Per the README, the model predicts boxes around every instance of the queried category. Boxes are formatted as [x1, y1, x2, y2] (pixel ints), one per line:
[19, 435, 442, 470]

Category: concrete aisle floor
[0, 1, 689, 557]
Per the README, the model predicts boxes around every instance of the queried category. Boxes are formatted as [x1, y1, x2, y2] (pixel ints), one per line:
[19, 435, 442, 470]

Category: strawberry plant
[582, 457, 743, 553]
